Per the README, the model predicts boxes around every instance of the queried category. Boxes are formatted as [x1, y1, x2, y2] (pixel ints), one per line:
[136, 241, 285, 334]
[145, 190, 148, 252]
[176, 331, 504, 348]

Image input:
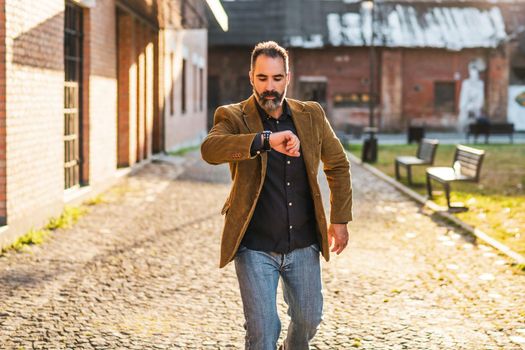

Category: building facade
[208, 0, 525, 132]
[0, 0, 222, 248]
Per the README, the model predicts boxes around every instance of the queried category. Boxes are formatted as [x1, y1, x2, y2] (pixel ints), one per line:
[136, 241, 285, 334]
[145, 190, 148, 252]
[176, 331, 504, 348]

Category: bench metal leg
[444, 182, 451, 208]
[395, 161, 400, 181]
[407, 166, 413, 186]
[426, 173, 433, 199]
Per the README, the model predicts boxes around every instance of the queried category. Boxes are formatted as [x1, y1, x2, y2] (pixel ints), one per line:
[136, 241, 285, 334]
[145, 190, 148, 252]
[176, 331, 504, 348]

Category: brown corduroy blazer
[201, 95, 352, 268]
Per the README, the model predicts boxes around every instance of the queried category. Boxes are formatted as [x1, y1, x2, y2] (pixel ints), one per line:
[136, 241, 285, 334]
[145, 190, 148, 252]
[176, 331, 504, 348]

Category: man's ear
[286, 71, 292, 85]
[249, 70, 253, 86]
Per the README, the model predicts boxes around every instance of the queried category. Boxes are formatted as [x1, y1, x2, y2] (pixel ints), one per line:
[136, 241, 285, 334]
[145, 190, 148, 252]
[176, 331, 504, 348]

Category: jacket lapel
[242, 95, 267, 180]
[242, 95, 264, 133]
[288, 99, 314, 171]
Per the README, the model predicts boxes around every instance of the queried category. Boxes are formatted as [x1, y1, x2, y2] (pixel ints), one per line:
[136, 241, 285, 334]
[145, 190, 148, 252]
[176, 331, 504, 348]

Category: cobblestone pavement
[1, 151, 524, 349]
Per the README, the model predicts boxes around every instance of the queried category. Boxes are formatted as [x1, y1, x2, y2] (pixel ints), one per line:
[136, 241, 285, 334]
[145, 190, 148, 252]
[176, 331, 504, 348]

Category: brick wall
[486, 47, 509, 121]
[274, 47, 375, 130]
[88, 0, 118, 184]
[5, 0, 64, 227]
[116, 7, 159, 166]
[209, 46, 377, 130]
[380, 49, 403, 131]
[401, 48, 488, 129]
[207, 46, 250, 107]
[210, 45, 510, 131]
[117, 9, 136, 166]
[0, 0, 183, 248]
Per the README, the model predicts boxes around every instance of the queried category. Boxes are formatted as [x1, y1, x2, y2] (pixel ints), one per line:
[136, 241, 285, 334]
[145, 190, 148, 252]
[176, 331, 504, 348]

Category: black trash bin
[407, 126, 425, 144]
[361, 127, 378, 163]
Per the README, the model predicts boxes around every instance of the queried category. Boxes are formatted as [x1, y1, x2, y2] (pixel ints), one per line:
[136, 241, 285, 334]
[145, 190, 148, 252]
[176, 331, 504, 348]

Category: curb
[347, 152, 525, 265]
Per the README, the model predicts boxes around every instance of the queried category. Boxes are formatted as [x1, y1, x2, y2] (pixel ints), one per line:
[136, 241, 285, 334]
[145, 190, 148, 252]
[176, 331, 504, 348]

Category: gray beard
[254, 89, 284, 112]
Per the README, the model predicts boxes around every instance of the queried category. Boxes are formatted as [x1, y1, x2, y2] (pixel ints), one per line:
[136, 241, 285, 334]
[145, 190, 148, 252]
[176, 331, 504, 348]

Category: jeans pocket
[235, 244, 248, 257]
[310, 243, 320, 253]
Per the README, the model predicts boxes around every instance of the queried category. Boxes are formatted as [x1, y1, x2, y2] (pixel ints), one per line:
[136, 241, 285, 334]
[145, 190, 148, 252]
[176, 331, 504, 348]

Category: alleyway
[0, 152, 524, 349]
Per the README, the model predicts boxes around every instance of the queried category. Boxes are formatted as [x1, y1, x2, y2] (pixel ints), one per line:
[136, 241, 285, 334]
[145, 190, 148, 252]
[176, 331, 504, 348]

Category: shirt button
[289, 225, 293, 229]
[276, 121, 279, 124]
[289, 202, 292, 206]
[287, 182, 290, 186]
[287, 160, 291, 165]
[256, 151, 261, 155]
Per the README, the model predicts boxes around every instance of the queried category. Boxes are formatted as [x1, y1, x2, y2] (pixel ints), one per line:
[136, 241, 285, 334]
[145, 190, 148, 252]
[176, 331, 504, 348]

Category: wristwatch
[262, 130, 272, 151]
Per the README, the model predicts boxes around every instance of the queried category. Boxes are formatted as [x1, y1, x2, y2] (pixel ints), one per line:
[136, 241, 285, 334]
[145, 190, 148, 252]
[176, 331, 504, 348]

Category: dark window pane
[182, 58, 187, 114]
[434, 81, 456, 113]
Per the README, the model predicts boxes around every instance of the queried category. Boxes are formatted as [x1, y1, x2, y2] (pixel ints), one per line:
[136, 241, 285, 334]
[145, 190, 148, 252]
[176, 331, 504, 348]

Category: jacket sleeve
[315, 102, 353, 223]
[201, 106, 259, 165]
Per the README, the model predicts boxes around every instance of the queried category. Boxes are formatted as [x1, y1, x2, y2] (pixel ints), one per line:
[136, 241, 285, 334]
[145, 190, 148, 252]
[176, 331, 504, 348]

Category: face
[468, 64, 479, 80]
[250, 55, 290, 112]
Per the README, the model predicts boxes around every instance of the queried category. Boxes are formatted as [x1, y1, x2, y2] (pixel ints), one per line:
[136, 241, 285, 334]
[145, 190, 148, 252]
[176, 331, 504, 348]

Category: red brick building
[208, 0, 525, 132]
[0, 0, 225, 248]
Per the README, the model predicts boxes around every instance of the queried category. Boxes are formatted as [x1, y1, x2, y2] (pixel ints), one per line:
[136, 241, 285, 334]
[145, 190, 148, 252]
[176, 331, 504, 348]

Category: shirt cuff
[250, 133, 264, 156]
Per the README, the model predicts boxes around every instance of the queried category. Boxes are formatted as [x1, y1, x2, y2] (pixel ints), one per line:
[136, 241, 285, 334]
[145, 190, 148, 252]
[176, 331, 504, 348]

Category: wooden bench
[466, 122, 514, 144]
[426, 145, 485, 209]
[395, 139, 439, 185]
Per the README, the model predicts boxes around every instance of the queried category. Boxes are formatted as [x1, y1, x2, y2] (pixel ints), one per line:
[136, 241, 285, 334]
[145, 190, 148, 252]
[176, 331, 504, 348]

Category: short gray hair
[250, 41, 289, 73]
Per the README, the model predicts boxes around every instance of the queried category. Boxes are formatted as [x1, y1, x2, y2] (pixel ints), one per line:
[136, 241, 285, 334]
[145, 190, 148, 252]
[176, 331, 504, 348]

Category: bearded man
[201, 41, 352, 350]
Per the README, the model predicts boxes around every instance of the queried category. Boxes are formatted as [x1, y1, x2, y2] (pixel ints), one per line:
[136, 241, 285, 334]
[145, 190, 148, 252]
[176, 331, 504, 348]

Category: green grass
[46, 206, 88, 230]
[346, 143, 525, 256]
[5, 228, 52, 252]
[1, 205, 89, 255]
[84, 194, 107, 206]
[168, 145, 200, 157]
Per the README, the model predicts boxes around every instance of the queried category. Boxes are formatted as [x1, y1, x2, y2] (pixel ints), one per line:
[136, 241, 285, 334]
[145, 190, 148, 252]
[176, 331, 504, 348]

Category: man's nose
[265, 79, 275, 91]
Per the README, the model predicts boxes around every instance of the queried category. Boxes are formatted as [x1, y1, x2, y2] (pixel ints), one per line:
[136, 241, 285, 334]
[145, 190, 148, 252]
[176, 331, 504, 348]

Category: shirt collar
[255, 98, 291, 121]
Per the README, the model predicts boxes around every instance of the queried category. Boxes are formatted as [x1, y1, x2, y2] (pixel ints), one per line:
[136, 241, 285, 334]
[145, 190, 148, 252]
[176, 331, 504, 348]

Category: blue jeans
[234, 243, 323, 350]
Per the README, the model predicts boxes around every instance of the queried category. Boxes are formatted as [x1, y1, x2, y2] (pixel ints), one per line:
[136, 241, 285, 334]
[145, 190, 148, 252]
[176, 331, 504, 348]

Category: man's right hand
[268, 131, 300, 157]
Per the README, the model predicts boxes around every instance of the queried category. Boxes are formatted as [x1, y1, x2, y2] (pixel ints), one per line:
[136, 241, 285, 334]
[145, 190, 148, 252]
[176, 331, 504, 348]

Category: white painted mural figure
[458, 59, 485, 132]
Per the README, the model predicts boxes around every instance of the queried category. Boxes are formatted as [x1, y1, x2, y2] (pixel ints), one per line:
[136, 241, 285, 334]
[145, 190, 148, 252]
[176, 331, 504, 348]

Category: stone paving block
[0, 153, 523, 349]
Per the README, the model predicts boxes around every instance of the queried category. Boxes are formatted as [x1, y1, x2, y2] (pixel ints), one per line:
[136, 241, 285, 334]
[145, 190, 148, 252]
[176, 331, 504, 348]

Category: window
[511, 66, 525, 85]
[169, 52, 175, 116]
[299, 81, 327, 105]
[332, 92, 371, 107]
[64, 1, 84, 189]
[434, 82, 456, 113]
[181, 58, 187, 114]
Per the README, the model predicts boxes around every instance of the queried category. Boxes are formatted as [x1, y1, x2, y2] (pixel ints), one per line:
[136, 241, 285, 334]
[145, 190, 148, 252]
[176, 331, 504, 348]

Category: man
[201, 41, 352, 350]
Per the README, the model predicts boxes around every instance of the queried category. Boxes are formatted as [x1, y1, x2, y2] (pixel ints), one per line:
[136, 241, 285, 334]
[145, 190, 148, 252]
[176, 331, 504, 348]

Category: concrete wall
[164, 28, 207, 151]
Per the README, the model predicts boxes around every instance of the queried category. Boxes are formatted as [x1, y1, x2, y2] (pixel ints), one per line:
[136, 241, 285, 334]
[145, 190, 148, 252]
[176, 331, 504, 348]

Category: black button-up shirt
[241, 99, 318, 253]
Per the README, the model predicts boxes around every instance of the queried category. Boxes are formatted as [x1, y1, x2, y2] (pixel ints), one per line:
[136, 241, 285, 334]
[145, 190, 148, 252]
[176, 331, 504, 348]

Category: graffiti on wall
[458, 58, 486, 132]
[508, 86, 525, 131]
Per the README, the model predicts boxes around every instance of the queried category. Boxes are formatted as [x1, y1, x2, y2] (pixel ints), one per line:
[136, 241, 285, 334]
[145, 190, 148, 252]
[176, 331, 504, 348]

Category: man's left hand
[328, 223, 349, 255]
